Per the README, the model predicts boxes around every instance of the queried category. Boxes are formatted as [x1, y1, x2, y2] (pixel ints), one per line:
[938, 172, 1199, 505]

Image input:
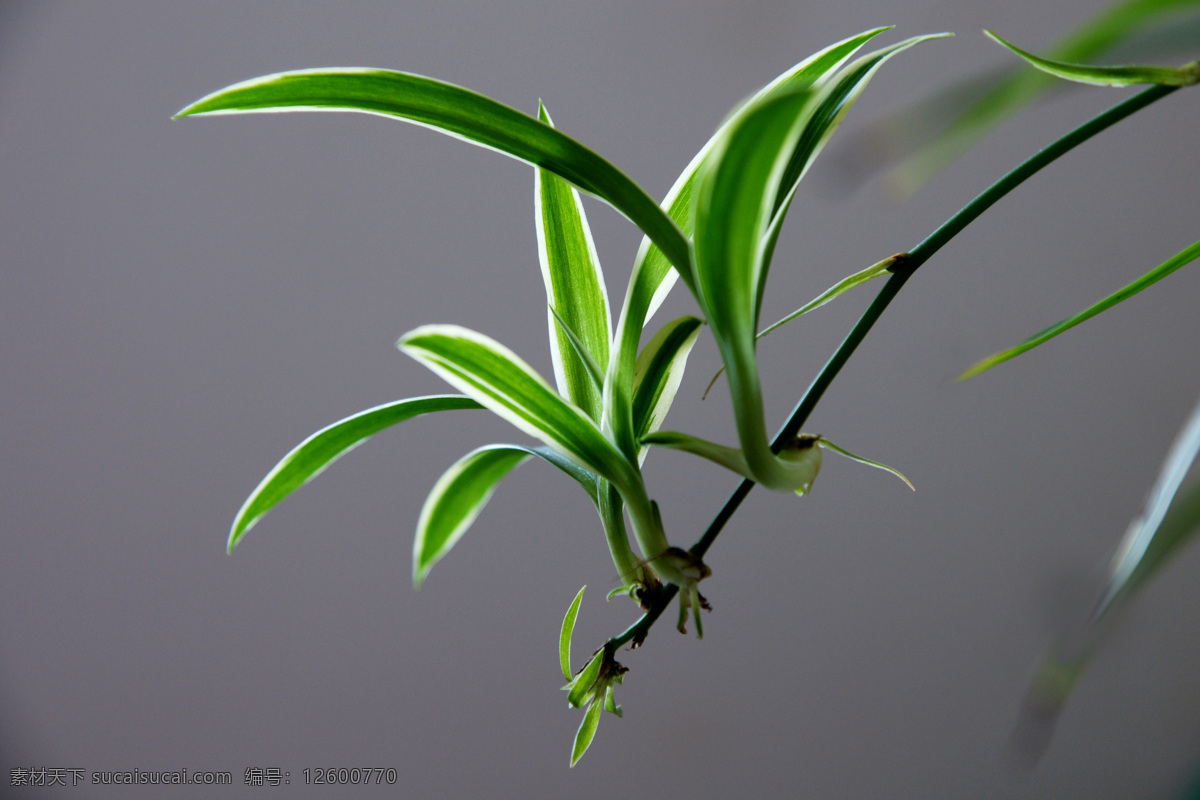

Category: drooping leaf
[228, 395, 481, 552]
[985, 29, 1200, 86]
[692, 88, 819, 491]
[817, 437, 915, 491]
[878, 0, 1200, 193]
[413, 443, 597, 587]
[414, 446, 530, 588]
[602, 28, 893, 460]
[960, 239, 1200, 380]
[176, 69, 690, 276]
[537, 103, 612, 421]
[570, 697, 603, 767]
[559, 586, 586, 681]
[639, 430, 753, 482]
[632, 315, 704, 460]
[692, 34, 947, 493]
[397, 325, 637, 490]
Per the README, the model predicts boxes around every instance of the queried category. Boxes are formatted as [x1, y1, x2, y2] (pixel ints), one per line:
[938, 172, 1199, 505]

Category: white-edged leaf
[559, 586, 586, 681]
[413, 445, 532, 588]
[986, 29, 1200, 86]
[632, 316, 704, 461]
[1094, 394, 1200, 619]
[229, 395, 481, 552]
[602, 28, 893, 459]
[397, 325, 636, 488]
[176, 69, 691, 277]
[537, 103, 612, 421]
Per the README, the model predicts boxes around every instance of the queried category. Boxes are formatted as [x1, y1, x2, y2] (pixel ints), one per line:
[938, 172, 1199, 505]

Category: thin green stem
[605, 82, 1179, 653]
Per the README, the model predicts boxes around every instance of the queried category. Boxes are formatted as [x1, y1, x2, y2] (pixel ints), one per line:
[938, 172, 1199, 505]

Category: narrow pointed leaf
[603, 28, 892, 458]
[566, 650, 604, 709]
[693, 89, 818, 490]
[640, 430, 754, 481]
[559, 586, 586, 681]
[549, 304, 604, 394]
[229, 395, 481, 552]
[632, 316, 704, 457]
[414, 442, 600, 587]
[413, 446, 531, 588]
[176, 69, 689, 275]
[817, 437, 915, 491]
[1094, 394, 1200, 618]
[570, 699, 603, 767]
[960, 239, 1200, 380]
[884, 0, 1200, 193]
[398, 325, 635, 488]
[758, 254, 900, 339]
[704, 254, 899, 399]
[986, 29, 1200, 86]
[603, 685, 622, 718]
[537, 103, 611, 420]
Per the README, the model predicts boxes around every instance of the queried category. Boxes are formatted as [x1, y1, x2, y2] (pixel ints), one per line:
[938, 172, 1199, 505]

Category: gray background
[2, 1, 1199, 798]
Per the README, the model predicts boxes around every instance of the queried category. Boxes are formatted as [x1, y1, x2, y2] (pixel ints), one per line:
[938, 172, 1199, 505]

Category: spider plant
[176, 23, 1198, 765]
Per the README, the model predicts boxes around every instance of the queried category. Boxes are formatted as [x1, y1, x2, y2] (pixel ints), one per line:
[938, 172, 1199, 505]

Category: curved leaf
[397, 325, 637, 490]
[960, 239, 1200, 380]
[632, 315, 704, 459]
[559, 586, 586, 681]
[229, 395, 481, 552]
[570, 696, 603, 767]
[176, 69, 689, 276]
[537, 103, 611, 421]
[413, 445, 532, 588]
[986, 29, 1200, 86]
[603, 27, 892, 459]
[413, 441, 599, 588]
[817, 437, 915, 491]
[640, 430, 753, 482]
[884, 0, 1200, 193]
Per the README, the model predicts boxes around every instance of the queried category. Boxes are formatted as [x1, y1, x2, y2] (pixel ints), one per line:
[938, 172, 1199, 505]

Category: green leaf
[1094, 395, 1200, 619]
[960, 239, 1200, 380]
[632, 316, 704, 460]
[692, 34, 946, 493]
[570, 697, 603, 767]
[559, 585, 586, 681]
[413, 443, 595, 588]
[566, 650, 604, 709]
[884, 0, 1200, 193]
[640, 430, 753, 482]
[397, 325, 638, 490]
[549, 304, 604, 395]
[985, 29, 1200, 86]
[229, 395, 481, 552]
[537, 103, 612, 421]
[692, 88, 818, 491]
[603, 28, 892, 460]
[817, 437, 915, 491]
[176, 68, 689, 278]
[603, 685, 622, 718]
[703, 254, 900, 399]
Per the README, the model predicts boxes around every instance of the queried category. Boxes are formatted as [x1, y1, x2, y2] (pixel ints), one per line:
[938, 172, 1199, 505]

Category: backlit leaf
[229, 395, 481, 552]
[559, 586, 586, 681]
[986, 29, 1199, 86]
